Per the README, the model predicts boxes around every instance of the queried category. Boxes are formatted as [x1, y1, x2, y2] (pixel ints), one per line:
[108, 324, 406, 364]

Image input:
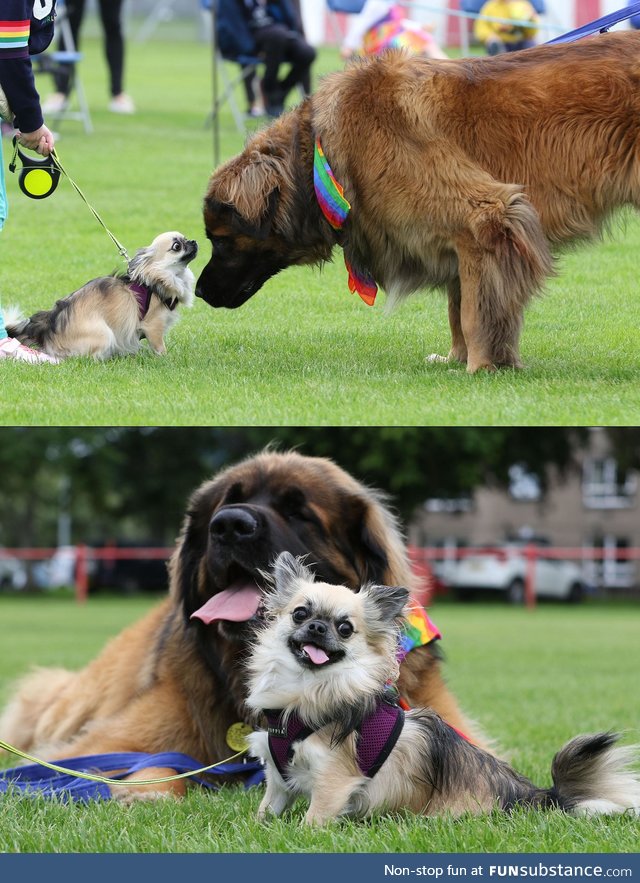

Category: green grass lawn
[1, 29, 639, 425]
[1, 594, 638, 853]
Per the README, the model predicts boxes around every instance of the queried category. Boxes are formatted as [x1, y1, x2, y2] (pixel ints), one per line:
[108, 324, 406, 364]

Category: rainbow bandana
[397, 602, 442, 662]
[383, 602, 447, 718]
[313, 138, 378, 306]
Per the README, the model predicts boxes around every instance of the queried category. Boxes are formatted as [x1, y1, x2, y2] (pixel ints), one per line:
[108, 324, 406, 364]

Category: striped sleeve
[0, 4, 42, 132]
[0, 19, 31, 57]
[0, 1, 55, 131]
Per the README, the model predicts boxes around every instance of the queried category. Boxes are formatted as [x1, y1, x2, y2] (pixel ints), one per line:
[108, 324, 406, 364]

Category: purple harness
[264, 699, 404, 780]
[130, 282, 153, 319]
[129, 282, 179, 319]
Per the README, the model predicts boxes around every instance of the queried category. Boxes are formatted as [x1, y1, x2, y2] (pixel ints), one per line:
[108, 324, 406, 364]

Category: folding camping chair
[326, 0, 365, 11]
[202, 0, 263, 135]
[36, 0, 93, 133]
[135, 0, 180, 43]
[212, 51, 262, 135]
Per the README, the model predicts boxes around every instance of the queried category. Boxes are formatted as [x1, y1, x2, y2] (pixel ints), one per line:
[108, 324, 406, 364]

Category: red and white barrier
[2, 544, 639, 608]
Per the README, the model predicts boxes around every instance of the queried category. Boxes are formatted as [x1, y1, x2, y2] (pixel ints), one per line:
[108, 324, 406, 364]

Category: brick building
[409, 429, 640, 590]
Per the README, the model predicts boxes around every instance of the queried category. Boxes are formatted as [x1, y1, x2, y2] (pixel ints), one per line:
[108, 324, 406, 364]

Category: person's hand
[16, 125, 55, 156]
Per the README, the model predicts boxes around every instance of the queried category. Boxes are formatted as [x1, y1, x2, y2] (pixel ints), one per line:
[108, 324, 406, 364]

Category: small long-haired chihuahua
[5, 232, 197, 359]
[246, 553, 640, 825]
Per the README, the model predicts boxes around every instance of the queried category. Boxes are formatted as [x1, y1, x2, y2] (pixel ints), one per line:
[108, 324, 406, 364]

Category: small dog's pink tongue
[303, 644, 330, 665]
[190, 582, 261, 624]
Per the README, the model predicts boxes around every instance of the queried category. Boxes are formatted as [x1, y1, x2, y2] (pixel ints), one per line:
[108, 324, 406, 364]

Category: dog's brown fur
[5, 232, 197, 360]
[0, 451, 479, 800]
[196, 33, 640, 371]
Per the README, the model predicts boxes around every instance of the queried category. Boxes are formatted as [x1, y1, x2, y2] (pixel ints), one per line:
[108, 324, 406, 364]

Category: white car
[33, 546, 78, 590]
[447, 542, 587, 603]
[0, 554, 27, 590]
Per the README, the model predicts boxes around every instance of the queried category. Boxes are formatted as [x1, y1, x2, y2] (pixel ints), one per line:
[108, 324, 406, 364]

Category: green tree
[0, 427, 603, 547]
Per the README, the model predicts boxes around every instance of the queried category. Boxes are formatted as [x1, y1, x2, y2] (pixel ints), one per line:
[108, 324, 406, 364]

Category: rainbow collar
[313, 138, 378, 306]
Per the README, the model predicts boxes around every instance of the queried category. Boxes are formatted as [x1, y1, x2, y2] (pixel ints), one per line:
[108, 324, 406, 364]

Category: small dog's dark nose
[210, 507, 259, 544]
[307, 620, 327, 637]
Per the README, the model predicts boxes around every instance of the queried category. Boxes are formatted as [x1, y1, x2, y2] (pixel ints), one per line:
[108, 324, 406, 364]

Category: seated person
[341, 1, 448, 60]
[474, 0, 539, 55]
[217, 0, 315, 117]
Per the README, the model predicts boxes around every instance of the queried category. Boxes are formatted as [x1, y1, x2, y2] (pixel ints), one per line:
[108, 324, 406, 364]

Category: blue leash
[0, 752, 264, 802]
[547, 1, 640, 43]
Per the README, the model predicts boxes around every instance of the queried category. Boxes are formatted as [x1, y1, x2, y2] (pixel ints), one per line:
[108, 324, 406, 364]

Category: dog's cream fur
[5, 232, 197, 359]
[247, 554, 640, 825]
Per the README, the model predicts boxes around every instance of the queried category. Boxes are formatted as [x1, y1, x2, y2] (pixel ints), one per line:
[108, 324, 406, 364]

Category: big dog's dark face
[173, 451, 398, 643]
[196, 197, 291, 309]
[196, 109, 334, 309]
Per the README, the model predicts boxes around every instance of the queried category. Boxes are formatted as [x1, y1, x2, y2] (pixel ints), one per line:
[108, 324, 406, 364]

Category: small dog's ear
[269, 552, 314, 608]
[363, 584, 409, 623]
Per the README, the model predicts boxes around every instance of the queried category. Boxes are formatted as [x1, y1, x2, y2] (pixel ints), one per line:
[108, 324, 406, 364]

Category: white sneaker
[42, 92, 69, 114]
[108, 93, 135, 114]
[0, 337, 60, 364]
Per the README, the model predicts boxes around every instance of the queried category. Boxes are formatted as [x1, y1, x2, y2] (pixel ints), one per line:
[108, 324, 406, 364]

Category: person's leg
[98, 0, 134, 111]
[253, 26, 288, 113]
[242, 67, 263, 116]
[295, 34, 316, 96]
[486, 37, 506, 55]
[98, 0, 124, 97]
[278, 33, 316, 99]
[52, 0, 87, 97]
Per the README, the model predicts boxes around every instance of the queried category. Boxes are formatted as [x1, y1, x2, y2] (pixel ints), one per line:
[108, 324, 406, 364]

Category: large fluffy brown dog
[0, 451, 479, 799]
[196, 33, 640, 372]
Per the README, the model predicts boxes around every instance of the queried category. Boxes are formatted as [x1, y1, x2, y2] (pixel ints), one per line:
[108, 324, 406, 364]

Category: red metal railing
[0, 545, 173, 603]
[2, 545, 639, 608]
[408, 545, 640, 608]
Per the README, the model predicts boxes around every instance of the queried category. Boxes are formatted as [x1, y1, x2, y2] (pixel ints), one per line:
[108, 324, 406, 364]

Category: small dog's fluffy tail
[550, 733, 640, 816]
[3, 306, 29, 338]
[2, 305, 50, 349]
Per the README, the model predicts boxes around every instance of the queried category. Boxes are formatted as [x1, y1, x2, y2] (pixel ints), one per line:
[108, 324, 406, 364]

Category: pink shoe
[0, 337, 60, 364]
